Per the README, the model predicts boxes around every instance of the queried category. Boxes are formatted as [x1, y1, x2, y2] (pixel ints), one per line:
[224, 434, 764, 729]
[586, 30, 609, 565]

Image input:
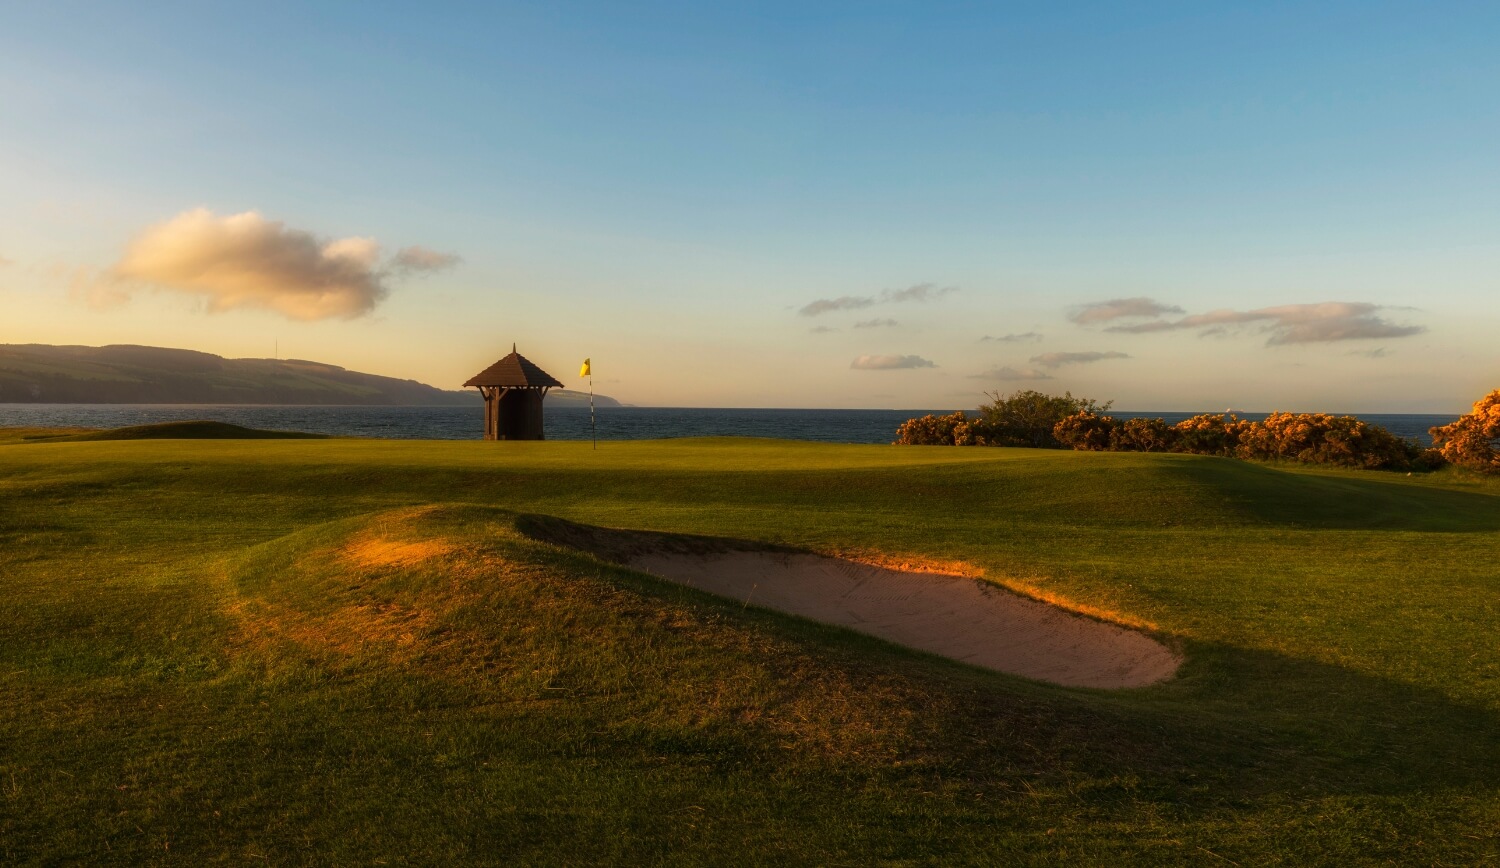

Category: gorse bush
[1430, 389, 1500, 473]
[1051, 411, 1432, 470]
[1235, 412, 1420, 470]
[1170, 413, 1250, 456]
[894, 411, 975, 447]
[1050, 411, 1116, 452]
[900, 390, 1456, 472]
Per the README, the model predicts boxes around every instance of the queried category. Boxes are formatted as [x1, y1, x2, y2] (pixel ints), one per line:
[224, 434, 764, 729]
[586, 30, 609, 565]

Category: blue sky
[2, 2, 1496, 410]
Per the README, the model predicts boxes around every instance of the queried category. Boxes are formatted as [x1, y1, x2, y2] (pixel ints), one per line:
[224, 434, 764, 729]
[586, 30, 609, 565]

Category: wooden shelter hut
[464, 345, 565, 440]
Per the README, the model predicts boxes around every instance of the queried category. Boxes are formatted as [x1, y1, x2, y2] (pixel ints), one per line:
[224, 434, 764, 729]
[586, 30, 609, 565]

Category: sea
[0, 404, 1461, 446]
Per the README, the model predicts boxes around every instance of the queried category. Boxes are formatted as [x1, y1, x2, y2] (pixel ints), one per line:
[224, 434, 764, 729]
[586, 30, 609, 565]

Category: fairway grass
[2, 436, 1499, 864]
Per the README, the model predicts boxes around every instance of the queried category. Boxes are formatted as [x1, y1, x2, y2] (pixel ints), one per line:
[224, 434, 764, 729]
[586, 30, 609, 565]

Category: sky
[2, 1, 1497, 411]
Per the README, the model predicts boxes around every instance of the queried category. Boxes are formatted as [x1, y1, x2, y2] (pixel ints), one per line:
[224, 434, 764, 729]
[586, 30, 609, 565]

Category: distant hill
[0, 344, 622, 407]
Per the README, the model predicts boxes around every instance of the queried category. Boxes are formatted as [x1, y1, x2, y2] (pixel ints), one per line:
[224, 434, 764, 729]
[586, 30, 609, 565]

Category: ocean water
[0, 404, 1461, 445]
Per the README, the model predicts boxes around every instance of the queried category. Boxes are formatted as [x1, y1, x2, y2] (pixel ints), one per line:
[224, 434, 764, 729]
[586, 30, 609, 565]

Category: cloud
[1029, 350, 1130, 369]
[800, 295, 876, 316]
[1069, 297, 1184, 325]
[1348, 347, 1391, 359]
[1104, 302, 1425, 345]
[980, 331, 1043, 343]
[390, 245, 461, 274]
[809, 325, 838, 334]
[1103, 320, 1178, 334]
[97, 209, 459, 320]
[850, 354, 936, 370]
[800, 282, 957, 316]
[967, 366, 1053, 380]
[0, 254, 12, 267]
[853, 318, 899, 329]
[884, 282, 957, 303]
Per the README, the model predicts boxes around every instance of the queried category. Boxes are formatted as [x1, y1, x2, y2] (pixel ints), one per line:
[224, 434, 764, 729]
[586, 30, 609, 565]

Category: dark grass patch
[17, 420, 327, 442]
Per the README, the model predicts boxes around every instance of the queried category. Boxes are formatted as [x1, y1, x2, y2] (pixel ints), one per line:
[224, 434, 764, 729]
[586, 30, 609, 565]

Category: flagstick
[589, 374, 596, 450]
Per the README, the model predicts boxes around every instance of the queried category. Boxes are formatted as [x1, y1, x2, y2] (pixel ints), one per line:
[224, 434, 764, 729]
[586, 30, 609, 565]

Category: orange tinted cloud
[105, 209, 458, 320]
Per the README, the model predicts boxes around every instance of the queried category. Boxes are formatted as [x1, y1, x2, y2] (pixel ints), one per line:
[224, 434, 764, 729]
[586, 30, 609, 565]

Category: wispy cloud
[1069, 297, 1183, 325]
[980, 332, 1043, 343]
[0, 254, 13, 267]
[93, 209, 460, 320]
[390, 245, 461, 274]
[809, 325, 838, 334]
[884, 282, 957, 303]
[853, 318, 899, 329]
[850, 354, 936, 370]
[967, 366, 1053, 380]
[800, 295, 876, 316]
[1104, 302, 1425, 345]
[1030, 350, 1130, 368]
[1348, 347, 1391, 359]
[800, 282, 957, 316]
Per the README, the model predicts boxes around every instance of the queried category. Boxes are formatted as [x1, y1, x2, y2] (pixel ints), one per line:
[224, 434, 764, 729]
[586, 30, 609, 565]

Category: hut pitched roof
[463, 348, 564, 388]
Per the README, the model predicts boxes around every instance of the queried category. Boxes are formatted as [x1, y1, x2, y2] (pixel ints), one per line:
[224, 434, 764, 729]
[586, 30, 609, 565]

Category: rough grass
[1, 435, 1498, 864]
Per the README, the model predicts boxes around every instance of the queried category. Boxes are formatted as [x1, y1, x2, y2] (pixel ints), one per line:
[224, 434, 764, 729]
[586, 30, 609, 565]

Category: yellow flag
[579, 358, 591, 377]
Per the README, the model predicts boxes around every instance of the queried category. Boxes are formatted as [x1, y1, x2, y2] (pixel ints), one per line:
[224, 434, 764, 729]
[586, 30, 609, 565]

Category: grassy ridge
[2, 437, 1499, 864]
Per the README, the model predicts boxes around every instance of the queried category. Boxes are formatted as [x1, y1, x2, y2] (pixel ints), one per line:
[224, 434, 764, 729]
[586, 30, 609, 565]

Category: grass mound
[22, 419, 328, 442]
[0, 426, 98, 442]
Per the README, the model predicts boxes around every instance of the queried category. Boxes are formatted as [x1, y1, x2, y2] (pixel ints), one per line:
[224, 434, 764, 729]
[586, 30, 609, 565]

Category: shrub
[1171, 414, 1251, 456]
[977, 390, 1111, 449]
[1236, 411, 1420, 470]
[1052, 412, 1118, 451]
[895, 396, 1445, 474]
[1412, 447, 1449, 472]
[894, 411, 971, 446]
[1430, 389, 1500, 472]
[1110, 416, 1179, 453]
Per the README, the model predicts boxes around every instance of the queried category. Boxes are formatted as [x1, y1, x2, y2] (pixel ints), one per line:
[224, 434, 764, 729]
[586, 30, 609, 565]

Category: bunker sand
[630, 550, 1179, 689]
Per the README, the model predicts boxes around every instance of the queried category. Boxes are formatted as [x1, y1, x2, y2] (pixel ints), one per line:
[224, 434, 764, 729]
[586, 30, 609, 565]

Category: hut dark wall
[496, 389, 544, 440]
[478, 386, 548, 440]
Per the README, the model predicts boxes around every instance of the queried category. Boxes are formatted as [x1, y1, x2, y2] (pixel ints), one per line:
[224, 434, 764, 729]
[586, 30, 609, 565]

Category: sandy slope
[630, 551, 1179, 689]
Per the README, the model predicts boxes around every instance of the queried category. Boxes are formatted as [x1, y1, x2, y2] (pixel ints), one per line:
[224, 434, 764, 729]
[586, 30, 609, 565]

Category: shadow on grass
[1166, 458, 1500, 532]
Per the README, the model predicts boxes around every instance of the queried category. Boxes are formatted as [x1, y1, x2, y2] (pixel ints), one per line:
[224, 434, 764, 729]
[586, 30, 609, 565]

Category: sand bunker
[630, 550, 1179, 688]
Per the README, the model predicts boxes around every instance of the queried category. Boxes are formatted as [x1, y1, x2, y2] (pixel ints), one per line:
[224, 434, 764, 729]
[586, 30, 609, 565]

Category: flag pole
[581, 358, 595, 450]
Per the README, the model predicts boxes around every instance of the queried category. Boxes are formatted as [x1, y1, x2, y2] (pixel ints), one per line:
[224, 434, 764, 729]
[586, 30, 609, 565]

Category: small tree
[1431, 389, 1500, 472]
[977, 390, 1111, 449]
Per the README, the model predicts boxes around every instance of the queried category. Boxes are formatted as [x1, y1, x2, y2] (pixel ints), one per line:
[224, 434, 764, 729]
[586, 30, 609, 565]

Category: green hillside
[2, 437, 1498, 863]
[0, 344, 619, 407]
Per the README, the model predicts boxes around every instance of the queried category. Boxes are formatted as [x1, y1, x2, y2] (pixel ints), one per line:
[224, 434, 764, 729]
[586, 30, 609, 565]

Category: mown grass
[2, 435, 1499, 864]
